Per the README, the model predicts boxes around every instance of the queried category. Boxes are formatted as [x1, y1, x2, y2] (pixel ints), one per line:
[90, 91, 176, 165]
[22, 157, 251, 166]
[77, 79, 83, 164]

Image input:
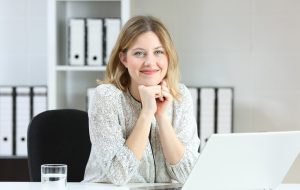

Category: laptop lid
[182, 131, 300, 190]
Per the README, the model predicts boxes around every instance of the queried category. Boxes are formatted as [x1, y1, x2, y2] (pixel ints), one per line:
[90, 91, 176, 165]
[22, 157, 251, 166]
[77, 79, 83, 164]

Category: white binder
[0, 87, 13, 156]
[199, 88, 215, 151]
[217, 88, 233, 134]
[104, 18, 121, 65]
[87, 19, 103, 66]
[188, 87, 198, 121]
[86, 88, 95, 111]
[69, 19, 85, 66]
[16, 87, 30, 156]
[33, 87, 47, 117]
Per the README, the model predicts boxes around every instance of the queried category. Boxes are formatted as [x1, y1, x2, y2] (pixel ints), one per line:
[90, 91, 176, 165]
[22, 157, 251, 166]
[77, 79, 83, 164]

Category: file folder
[16, 87, 30, 156]
[86, 88, 95, 111]
[86, 19, 103, 66]
[0, 87, 13, 156]
[199, 88, 216, 151]
[69, 19, 85, 66]
[217, 88, 233, 134]
[104, 18, 121, 65]
[188, 87, 199, 125]
[33, 86, 47, 117]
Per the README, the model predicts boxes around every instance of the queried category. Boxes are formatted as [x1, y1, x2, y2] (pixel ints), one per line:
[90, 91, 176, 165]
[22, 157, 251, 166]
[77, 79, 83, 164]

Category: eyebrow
[131, 46, 164, 51]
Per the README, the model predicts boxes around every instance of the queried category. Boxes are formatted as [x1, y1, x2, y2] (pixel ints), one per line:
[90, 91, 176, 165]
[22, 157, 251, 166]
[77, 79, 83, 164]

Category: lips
[140, 69, 159, 75]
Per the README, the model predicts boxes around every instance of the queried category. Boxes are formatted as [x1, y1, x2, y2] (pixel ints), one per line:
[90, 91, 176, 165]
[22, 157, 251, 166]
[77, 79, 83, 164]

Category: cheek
[126, 58, 141, 74]
[158, 58, 168, 71]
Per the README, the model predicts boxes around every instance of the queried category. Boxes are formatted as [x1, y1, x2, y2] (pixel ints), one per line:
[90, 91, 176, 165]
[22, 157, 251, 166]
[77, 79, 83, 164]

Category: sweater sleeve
[166, 84, 200, 184]
[84, 85, 140, 185]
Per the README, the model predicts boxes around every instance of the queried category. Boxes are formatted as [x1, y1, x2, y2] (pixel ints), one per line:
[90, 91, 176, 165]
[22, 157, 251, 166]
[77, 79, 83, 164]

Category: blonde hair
[102, 15, 181, 100]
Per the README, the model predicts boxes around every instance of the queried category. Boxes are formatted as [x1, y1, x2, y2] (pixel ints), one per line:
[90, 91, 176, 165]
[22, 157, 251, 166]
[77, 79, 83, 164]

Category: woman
[83, 15, 200, 185]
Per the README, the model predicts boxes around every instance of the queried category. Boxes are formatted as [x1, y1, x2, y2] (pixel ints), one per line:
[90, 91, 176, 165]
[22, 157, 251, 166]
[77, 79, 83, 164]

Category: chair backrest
[27, 109, 91, 182]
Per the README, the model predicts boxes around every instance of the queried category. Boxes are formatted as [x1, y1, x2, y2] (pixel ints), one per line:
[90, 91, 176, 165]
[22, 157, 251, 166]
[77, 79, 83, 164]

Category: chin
[140, 80, 161, 86]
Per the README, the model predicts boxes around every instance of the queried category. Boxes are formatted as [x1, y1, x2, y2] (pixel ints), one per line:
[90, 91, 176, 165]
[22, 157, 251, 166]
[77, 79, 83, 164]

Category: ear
[119, 52, 128, 68]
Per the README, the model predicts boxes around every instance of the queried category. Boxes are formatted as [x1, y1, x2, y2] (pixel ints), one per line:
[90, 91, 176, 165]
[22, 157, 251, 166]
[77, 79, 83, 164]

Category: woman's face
[120, 31, 168, 87]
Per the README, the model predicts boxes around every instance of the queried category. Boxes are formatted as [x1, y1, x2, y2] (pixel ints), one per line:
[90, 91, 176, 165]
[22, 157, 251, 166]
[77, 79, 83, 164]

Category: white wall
[131, 0, 300, 133]
[0, 0, 47, 85]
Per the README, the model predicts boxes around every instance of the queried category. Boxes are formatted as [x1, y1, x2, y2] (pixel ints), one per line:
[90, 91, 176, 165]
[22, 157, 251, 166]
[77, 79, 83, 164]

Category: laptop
[131, 131, 300, 190]
[183, 131, 300, 190]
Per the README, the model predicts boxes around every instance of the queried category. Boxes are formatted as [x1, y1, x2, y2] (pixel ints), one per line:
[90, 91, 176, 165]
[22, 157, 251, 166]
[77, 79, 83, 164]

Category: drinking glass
[41, 164, 67, 190]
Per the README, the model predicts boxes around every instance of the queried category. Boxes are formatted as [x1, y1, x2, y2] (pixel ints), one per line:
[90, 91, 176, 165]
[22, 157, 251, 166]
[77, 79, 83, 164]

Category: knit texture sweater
[83, 83, 200, 185]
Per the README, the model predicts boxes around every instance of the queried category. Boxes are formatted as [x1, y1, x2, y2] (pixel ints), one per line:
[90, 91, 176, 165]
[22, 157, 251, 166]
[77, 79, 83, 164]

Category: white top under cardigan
[83, 83, 200, 185]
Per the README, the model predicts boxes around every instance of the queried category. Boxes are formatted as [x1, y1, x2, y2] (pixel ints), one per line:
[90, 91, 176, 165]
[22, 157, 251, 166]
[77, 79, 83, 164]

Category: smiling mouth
[140, 70, 159, 75]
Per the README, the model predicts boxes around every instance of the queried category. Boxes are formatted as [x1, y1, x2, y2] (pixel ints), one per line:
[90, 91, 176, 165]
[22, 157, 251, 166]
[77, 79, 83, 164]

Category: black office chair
[27, 109, 91, 182]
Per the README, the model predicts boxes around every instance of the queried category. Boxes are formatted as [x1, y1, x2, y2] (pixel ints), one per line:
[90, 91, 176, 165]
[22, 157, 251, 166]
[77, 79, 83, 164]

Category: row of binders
[188, 87, 233, 151]
[86, 86, 233, 152]
[0, 86, 47, 156]
[69, 18, 121, 66]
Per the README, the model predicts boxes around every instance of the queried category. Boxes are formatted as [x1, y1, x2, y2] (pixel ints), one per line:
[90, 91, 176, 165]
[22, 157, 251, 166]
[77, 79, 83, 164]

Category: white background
[0, 0, 47, 86]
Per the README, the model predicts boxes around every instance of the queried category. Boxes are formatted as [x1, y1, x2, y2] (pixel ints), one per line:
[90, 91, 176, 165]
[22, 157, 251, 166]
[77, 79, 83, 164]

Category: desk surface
[0, 182, 180, 190]
[0, 182, 299, 190]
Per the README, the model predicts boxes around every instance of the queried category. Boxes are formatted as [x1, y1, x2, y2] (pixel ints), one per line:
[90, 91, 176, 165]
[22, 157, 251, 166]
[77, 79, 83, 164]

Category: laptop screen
[182, 131, 300, 190]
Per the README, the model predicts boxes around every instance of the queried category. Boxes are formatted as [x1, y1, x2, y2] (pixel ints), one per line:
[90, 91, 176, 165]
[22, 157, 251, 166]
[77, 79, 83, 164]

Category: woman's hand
[138, 80, 173, 118]
[138, 85, 161, 116]
[155, 80, 173, 119]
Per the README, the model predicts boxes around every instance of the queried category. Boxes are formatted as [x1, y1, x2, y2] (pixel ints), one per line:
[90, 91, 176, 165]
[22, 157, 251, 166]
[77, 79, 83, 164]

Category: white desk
[0, 182, 180, 190]
[275, 184, 300, 190]
[0, 182, 298, 190]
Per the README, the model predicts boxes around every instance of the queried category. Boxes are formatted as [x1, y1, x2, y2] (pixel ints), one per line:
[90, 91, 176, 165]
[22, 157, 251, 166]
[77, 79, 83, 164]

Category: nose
[144, 54, 155, 66]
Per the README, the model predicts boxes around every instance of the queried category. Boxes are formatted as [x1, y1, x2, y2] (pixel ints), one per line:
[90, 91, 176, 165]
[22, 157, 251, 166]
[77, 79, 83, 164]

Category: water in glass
[41, 173, 66, 190]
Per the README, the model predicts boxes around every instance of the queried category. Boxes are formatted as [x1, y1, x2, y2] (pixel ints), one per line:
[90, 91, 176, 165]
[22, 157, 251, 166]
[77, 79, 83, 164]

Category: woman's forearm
[125, 111, 153, 160]
[157, 114, 184, 165]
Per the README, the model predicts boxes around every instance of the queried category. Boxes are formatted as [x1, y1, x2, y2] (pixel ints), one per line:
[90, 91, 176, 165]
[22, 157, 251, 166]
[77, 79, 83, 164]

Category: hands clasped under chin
[138, 80, 173, 118]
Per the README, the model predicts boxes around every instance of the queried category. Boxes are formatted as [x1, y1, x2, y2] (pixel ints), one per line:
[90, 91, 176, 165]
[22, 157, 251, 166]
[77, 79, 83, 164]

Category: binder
[188, 87, 199, 125]
[104, 18, 121, 65]
[0, 87, 13, 156]
[16, 87, 30, 156]
[217, 88, 233, 134]
[86, 19, 103, 66]
[86, 88, 95, 111]
[199, 88, 215, 151]
[33, 86, 47, 117]
[69, 19, 85, 66]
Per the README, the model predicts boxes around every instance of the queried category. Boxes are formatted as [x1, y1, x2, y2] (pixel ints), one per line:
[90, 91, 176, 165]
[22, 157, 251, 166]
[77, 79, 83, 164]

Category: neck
[129, 83, 141, 102]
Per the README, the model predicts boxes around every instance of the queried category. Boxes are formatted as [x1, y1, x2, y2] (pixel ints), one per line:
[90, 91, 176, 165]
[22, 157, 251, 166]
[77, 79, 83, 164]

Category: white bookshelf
[56, 65, 106, 71]
[47, 0, 130, 110]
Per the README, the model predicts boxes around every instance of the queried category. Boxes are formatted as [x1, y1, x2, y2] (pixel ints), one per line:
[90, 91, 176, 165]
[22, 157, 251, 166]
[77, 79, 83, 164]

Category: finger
[138, 85, 145, 91]
[155, 91, 163, 99]
[159, 93, 164, 101]
[159, 86, 166, 101]
[161, 85, 169, 93]
[161, 80, 168, 87]
[151, 86, 163, 100]
[153, 87, 162, 98]
[161, 90, 173, 101]
[160, 85, 170, 100]
[154, 93, 161, 98]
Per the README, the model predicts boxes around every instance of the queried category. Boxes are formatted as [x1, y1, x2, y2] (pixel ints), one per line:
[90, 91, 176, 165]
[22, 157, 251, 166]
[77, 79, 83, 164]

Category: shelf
[48, 0, 130, 110]
[0, 156, 28, 159]
[56, 65, 106, 71]
[0, 158, 29, 181]
[56, 0, 121, 2]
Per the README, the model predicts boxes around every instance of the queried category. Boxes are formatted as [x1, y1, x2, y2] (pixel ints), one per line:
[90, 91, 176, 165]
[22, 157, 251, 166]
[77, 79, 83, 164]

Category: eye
[154, 50, 164, 55]
[133, 51, 145, 57]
